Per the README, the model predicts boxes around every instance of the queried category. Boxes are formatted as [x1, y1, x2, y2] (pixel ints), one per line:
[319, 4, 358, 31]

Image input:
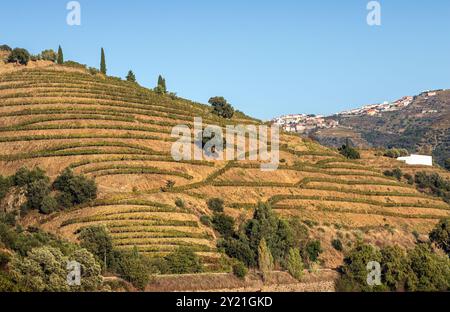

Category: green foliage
[200, 215, 211, 227]
[40, 49, 57, 62]
[384, 148, 409, 158]
[100, 48, 106, 75]
[126, 70, 136, 82]
[175, 198, 185, 208]
[0, 175, 12, 201]
[429, 219, 450, 256]
[155, 75, 167, 94]
[163, 247, 203, 274]
[414, 172, 450, 203]
[57, 45, 64, 64]
[79, 226, 115, 271]
[24, 179, 51, 213]
[212, 213, 235, 238]
[286, 248, 304, 280]
[258, 238, 274, 280]
[70, 248, 103, 291]
[332, 239, 343, 252]
[338, 143, 361, 159]
[13, 167, 48, 187]
[445, 158, 450, 171]
[209, 96, 235, 119]
[116, 248, 153, 290]
[232, 261, 248, 279]
[53, 168, 97, 208]
[336, 243, 450, 292]
[219, 237, 257, 267]
[0, 45, 12, 51]
[207, 198, 224, 213]
[303, 240, 323, 263]
[0, 251, 10, 269]
[39, 196, 58, 215]
[7, 48, 30, 65]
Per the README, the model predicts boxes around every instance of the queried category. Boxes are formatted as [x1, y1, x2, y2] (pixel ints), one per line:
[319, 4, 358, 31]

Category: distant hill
[311, 90, 450, 166]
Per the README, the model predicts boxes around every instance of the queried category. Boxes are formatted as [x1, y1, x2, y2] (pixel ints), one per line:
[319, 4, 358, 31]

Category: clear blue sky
[1, 0, 450, 120]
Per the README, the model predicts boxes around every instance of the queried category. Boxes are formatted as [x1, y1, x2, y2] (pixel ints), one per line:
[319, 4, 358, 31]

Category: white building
[397, 155, 433, 166]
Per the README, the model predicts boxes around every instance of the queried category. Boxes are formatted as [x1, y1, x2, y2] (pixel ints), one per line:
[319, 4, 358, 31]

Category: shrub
[53, 168, 97, 208]
[207, 198, 224, 213]
[13, 167, 48, 187]
[209, 96, 235, 119]
[175, 198, 185, 208]
[200, 215, 211, 227]
[384, 148, 409, 158]
[164, 247, 202, 274]
[25, 179, 51, 211]
[332, 239, 343, 252]
[0, 45, 12, 51]
[220, 237, 257, 267]
[39, 196, 58, 215]
[116, 248, 152, 290]
[338, 144, 360, 159]
[7, 48, 30, 65]
[79, 226, 115, 271]
[88, 67, 99, 75]
[429, 219, 450, 256]
[303, 240, 323, 263]
[212, 213, 235, 238]
[0, 251, 10, 270]
[40, 49, 57, 62]
[392, 168, 403, 181]
[286, 248, 304, 280]
[0, 175, 12, 202]
[232, 261, 248, 279]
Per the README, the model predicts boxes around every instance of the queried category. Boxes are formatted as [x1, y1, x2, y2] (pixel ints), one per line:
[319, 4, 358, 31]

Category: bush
[232, 261, 248, 279]
[25, 179, 51, 211]
[220, 237, 257, 267]
[40, 49, 57, 62]
[286, 248, 304, 280]
[116, 248, 153, 290]
[384, 148, 409, 158]
[429, 219, 450, 256]
[7, 48, 30, 65]
[79, 226, 115, 271]
[209, 97, 235, 119]
[212, 213, 235, 238]
[164, 247, 202, 274]
[53, 169, 97, 208]
[207, 198, 224, 213]
[13, 167, 48, 187]
[200, 215, 211, 227]
[338, 144, 360, 159]
[39, 196, 58, 215]
[303, 240, 323, 263]
[332, 239, 343, 252]
[175, 198, 185, 208]
[392, 168, 403, 181]
[0, 175, 12, 202]
[0, 45, 12, 51]
[0, 251, 10, 270]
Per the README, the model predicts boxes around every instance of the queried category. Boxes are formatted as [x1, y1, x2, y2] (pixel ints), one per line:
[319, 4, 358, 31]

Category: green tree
[79, 226, 115, 271]
[164, 247, 202, 274]
[116, 248, 152, 290]
[57, 45, 64, 64]
[429, 219, 450, 256]
[100, 48, 106, 74]
[338, 142, 361, 159]
[258, 238, 274, 281]
[207, 198, 224, 213]
[286, 248, 304, 280]
[53, 168, 97, 208]
[303, 240, 323, 263]
[212, 213, 235, 238]
[232, 261, 248, 279]
[155, 75, 167, 94]
[209, 96, 235, 119]
[71, 248, 103, 291]
[40, 49, 57, 62]
[9, 247, 69, 292]
[126, 70, 136, 82]
[7, 48, 30, 65]
[24, 179, 51, 212]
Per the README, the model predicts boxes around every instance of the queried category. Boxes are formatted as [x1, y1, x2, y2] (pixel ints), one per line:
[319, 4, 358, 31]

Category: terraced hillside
[1, 65, 449, 271]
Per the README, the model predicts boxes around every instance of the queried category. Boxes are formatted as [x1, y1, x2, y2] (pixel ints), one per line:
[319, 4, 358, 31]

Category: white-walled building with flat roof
[397, 155, 433, 166]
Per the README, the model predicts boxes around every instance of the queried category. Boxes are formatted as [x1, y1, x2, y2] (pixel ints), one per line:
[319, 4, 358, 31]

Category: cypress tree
[126, 70, 136, 82]
[258, 238, 274, 282]
[57, 45, 64, 64]
[156, 75, 167, 94]
[100, 48, 106, 75]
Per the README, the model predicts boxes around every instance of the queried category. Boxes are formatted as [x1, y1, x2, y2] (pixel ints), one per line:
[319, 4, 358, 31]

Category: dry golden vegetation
[1, 65, 449, 271]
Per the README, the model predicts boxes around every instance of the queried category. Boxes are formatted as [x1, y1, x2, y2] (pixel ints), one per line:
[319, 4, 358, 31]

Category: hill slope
[312, 90, 450, 165]
[1, 64, 449, 271]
